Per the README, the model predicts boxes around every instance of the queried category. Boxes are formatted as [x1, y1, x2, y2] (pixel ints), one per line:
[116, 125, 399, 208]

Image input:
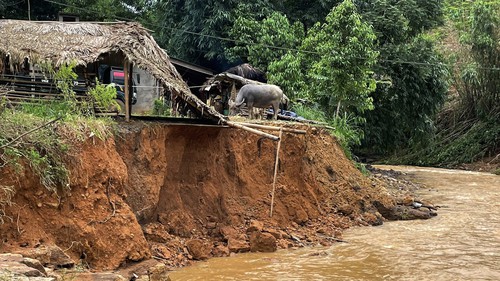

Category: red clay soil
[0, 122, 396, 271]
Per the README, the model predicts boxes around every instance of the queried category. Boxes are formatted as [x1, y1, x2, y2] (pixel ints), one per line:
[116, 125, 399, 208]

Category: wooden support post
[124, 59, 130, 122]
[270, 128, 283, 218]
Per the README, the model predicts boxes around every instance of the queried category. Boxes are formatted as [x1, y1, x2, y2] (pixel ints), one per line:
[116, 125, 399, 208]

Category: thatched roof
[0, 19, 226, 122]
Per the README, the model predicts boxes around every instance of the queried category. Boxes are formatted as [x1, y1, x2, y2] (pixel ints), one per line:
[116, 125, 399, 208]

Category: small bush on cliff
[0, 64, 114, 194]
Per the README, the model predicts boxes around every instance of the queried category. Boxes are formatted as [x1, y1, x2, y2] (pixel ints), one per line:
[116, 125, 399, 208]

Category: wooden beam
[225, 121, 279, 141]
[124, 59, 130, 122]
[232, 122, 306, 134]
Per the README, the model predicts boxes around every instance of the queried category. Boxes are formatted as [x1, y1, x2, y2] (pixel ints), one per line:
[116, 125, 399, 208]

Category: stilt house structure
[0, 19, 225, 122]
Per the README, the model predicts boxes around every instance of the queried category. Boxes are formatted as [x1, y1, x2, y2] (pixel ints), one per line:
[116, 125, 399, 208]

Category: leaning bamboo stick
[232, 122, 306, 134]
[225, 121, 279, 141]
[270, 128, 283, 218]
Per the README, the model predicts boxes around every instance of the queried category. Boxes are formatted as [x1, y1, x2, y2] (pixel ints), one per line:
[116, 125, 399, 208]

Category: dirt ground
[0, 121, 408, 273]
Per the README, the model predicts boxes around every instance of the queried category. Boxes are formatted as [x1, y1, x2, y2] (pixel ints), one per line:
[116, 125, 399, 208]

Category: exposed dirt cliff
[0, 122, 399, 271]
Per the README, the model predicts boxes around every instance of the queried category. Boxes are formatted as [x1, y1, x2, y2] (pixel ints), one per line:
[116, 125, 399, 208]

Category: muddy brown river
[169, 166, 500, 280]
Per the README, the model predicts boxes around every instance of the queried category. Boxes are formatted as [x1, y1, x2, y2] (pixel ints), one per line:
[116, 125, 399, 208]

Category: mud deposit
[1, 122, 400, 276]
[170, 166, 500, 281]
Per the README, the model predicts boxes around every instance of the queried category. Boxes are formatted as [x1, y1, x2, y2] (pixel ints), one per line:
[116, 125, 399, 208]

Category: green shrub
[152, 98, 171, 116]
[87, 80, 119, 110]
[0, 61, 116, 198]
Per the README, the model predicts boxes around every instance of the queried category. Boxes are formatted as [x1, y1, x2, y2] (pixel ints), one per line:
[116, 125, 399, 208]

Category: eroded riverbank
[169, 166, 500, 281]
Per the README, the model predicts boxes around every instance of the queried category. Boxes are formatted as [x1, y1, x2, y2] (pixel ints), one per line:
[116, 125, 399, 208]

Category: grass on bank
[0, 99, 114, 217]
[293, 102, 369, 174]
[385, 119, 500, 173]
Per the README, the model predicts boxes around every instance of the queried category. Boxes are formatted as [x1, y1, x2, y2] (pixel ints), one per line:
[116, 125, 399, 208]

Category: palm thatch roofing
[0, 19, 226, 122]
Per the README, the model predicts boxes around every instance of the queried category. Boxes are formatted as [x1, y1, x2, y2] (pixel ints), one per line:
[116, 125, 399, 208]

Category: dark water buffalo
[230, 84, 283, 120]
[225, 63, 267, 83]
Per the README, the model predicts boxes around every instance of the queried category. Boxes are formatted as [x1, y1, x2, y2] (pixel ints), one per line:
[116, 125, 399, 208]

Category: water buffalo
[229, 84, 284, 120]
[225, 63, 267, 83]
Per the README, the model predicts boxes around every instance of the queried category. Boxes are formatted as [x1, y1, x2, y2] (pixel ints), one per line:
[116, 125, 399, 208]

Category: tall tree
[301, 0, 378, 118]
[228, 12, 305, 71]
[268, 0, 378, 147]
[356, 0, 449, 152]
[1, 0, 59, 20]
[271, 0, 342, 30]
[150, 0, 243, 71]
[61, 0, 148, 21]
[452, 0, 500, 120]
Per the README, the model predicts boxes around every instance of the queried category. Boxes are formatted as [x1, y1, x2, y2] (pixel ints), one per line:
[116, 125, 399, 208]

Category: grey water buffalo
[229, 84, 284, 120]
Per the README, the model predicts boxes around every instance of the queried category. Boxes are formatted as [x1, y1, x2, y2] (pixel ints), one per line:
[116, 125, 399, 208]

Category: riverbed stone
[246, 220, 264, 233]
[263, 228, 282, 239]
[186, 239, 210, 260]
[227, 238, 250, 253]
[338, 204, 354, 216]
[249, 232, 277, 252]
[21, 257, 47, 275]
[0, 263, 43, 277]
[15, 245, 74, 268]
[212, 244, 230, 257]
[219, 226, 238, 240]
[58, 272, 126, 281]
[148, 263, 171, 281]
[0, 253, 47, 278]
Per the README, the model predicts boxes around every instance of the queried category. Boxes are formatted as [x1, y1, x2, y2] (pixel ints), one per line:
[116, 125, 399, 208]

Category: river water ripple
[170, 166, 500, 281]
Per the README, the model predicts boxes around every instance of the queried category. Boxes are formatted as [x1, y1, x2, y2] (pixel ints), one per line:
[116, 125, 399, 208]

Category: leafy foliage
[53, 62, 80, 113]
[302, 0, 378, 118]
[87, 80, 119, 110]
[271, 0, 342, 30]
[390, 120, 500, 167]
[0, 64, 113, 194]
[378, 0, 499, 166]
[0, 0, 59, 20]
[449, 0, 500, 121]
[361, 35, 449, 151]
[152, 99, 171, 116]
[62, 0, 149, 21]
[230, 0, 378, 148]
[355, 0, 449, 153]
[228, 12, 305, 71]
[149, 0, 239, 70]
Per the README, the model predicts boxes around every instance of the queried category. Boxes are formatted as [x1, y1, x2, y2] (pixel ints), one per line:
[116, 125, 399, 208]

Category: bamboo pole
[232, 122, 306, 134]
[225, 121, 279, 141]
[270, 128, 283, 218]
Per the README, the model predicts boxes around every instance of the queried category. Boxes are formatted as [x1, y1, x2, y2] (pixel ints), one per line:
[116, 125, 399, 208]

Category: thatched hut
[0, 19, 225, 121]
